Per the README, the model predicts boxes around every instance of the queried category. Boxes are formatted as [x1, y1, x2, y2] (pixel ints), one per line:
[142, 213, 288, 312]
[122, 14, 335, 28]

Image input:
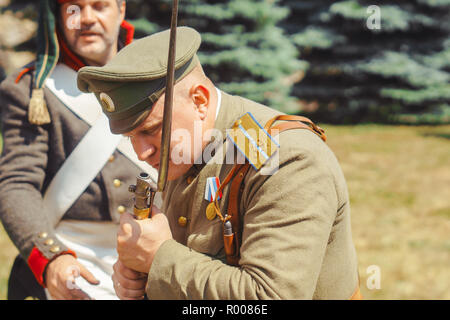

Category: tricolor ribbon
[205, 177, 222, 202]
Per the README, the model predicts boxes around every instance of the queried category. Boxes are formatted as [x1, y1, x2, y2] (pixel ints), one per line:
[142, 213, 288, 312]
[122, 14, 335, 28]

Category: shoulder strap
[43, 114, 122, 227]
[224, 115, 326, 266]
[264, 115, 326, 142]
[223, 117, 362, 299]
[223, 163, 251, 266]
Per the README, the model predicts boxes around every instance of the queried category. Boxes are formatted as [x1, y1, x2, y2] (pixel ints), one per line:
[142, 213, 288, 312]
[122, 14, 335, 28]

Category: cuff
[27, 246, 77, 287]
[146, 239, 193, 299]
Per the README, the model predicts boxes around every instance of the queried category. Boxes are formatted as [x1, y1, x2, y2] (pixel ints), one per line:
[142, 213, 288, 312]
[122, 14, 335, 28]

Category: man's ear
[189, 84, 210, 120]
[119, 0, 126, 22]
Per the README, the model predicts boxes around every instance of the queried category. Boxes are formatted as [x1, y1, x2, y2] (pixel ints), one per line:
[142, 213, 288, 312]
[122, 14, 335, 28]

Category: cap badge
[100, 92, 115, 113]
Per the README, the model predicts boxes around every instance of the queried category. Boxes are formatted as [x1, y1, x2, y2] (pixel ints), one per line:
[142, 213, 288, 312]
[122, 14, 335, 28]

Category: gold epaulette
[226, 112, 280, 170]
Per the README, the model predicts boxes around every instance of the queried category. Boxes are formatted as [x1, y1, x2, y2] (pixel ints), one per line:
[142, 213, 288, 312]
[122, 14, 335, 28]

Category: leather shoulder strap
[225, 118, 361, 299]
[224, 163, 251, 266]
[265, 115, 327, 142]
[225, 115, 326, 266]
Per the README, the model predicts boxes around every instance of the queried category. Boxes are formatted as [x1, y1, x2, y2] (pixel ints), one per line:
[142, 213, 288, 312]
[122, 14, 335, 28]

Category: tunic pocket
[186, 218, 224, 256]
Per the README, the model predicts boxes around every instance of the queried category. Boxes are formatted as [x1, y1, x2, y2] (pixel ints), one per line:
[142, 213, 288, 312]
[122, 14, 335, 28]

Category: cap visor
[109, 108, 152, 135]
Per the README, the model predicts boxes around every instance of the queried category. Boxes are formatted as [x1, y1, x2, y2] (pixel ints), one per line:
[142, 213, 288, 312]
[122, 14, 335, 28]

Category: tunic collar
[215, 87, 222, 120]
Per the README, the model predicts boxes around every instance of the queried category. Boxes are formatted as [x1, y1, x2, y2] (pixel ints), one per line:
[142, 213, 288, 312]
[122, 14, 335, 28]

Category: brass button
[117, 205, 126, 214]
[178, 216, 188, 227]
[108, 155, 115, 162]
[38, 232, 48, 239]
[44, 238, 54, 246]
[186, 176, 194, 185]
[49, 245, 60, 253]
[113, 179, 122, 187]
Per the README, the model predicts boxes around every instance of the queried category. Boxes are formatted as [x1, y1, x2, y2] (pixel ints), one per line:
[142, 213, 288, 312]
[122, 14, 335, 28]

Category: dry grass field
[0, 124, 449, 300]
[328, 124, 449, 300]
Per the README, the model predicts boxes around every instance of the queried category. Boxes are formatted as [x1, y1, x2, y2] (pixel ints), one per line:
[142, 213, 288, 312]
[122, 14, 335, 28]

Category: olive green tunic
[146, 91, 359, 299]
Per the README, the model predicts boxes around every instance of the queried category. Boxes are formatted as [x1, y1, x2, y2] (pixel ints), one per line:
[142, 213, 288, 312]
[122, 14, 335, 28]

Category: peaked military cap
[77, 27, 201, 134]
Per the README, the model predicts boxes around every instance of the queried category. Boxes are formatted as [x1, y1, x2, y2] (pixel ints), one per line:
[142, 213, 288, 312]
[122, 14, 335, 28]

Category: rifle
[129, 0, 179, 219]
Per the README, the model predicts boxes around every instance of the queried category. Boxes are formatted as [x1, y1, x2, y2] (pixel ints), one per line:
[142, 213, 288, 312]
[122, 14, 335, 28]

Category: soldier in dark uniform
[0, 0, 151, 300]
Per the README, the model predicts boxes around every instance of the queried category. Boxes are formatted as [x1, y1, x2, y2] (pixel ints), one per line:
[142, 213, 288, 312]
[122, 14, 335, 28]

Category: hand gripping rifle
[129, 0, 179, 219]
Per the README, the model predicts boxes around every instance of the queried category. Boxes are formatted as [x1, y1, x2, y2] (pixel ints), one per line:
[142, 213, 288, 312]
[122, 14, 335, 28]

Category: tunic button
[44, 239, 54, 246]
[113, 179, 122, 187]
[178, 216, 188, 227]
[117, 205, 126, 214]
[50, 246, 60, 253]
[186, 176, 194, 185]
[38, 232, 48, 239]
[108, 155, 115, 162]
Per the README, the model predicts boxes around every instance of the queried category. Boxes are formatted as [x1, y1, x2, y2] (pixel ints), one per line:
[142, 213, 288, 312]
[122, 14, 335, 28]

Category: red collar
[58, 20, 135, 71]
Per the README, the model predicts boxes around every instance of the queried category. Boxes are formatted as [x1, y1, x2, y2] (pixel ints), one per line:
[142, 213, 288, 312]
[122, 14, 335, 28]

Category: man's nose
[132, 138, 157, 162]
[80, 5, 96, 26]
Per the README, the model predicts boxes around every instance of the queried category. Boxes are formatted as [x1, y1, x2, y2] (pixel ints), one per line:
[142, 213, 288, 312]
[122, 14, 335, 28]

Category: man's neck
[82, 47, 118, 67]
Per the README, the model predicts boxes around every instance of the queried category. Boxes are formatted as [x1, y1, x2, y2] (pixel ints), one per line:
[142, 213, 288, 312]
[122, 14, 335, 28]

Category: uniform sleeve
[0, 74, 75, 286]
[146, 132, 339, 299]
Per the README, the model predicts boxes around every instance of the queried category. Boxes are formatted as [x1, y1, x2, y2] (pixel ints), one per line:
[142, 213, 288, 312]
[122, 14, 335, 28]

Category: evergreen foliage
[126, 0, 303, 113]
[281, 0, 450, 123]
[1, 0, 449, 123]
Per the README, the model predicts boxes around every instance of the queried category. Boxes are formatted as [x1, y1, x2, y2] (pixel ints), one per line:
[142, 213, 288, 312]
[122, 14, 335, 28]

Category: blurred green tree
[2, 0, 449, 123]
[281, 0, 450, 124]
[126, 0, 304, 113]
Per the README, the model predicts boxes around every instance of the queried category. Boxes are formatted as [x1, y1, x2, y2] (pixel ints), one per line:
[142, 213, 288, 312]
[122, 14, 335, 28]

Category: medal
[205, 177, 222, 220]
[206, 202, 217, 220]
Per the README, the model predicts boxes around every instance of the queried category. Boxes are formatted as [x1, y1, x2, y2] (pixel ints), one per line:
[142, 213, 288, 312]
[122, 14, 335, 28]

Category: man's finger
[79, 264, 100, 285]
[60, 270, 93, 300]
[118, 211, 137, 237]
[48, 287, 65, 300]
[115, 260, 146, 280]
[51, 277, 89, 300]
[115, 284, 146, 299]
[116, 291, 145, 301]
[119, 211, 135, 224]
[150, 212, 166, 223]
[113, 270, 147, 290]
[66, 287, 92, 300]
[65, 274, 79, 291]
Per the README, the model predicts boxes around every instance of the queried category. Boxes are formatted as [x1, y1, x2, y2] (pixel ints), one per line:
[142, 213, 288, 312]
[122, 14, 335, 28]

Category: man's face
[124, 85, 212, 182]
[59, 0, 126, 66]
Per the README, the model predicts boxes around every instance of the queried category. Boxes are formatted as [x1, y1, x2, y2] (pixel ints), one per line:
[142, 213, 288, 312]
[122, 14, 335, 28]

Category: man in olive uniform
[0, 0, 155, 300]
[77, 27, 361, 299]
